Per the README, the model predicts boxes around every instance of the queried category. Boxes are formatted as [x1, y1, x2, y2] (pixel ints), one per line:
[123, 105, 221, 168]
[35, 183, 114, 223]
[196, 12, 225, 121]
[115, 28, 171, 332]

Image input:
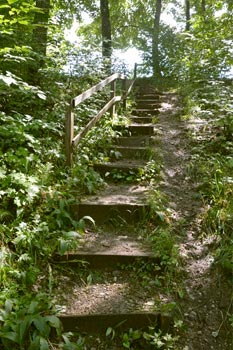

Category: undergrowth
[182, 79, 233, 274]
[0, 66, 125, 348]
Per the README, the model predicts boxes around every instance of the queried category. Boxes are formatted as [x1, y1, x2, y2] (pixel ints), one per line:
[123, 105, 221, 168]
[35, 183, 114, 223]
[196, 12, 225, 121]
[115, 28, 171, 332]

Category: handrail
[65, 69, 138, 166]
[72, 73, 124, 107]
[72, 96, 121, 147]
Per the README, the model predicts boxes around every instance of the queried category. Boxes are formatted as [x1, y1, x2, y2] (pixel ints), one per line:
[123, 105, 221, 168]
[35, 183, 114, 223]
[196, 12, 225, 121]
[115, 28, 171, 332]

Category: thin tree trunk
[185, 0, 191, 31]
[152, 0, 162, 79]
[201, 0, 206, 13]
[32, 0, 50, 57]
[100, 0, 112, 72]
[30, 0, 50, 83]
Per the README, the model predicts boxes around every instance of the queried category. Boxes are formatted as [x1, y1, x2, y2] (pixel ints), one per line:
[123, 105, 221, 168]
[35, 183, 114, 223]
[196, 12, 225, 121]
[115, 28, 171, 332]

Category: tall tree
[32, 0, 50, 58]
[30, 0, 51, 83]
[152, 0, 162, 78]
[100, 0, 112, 61]
[201, 0, 206, 13]
[185, 0, 191, 31]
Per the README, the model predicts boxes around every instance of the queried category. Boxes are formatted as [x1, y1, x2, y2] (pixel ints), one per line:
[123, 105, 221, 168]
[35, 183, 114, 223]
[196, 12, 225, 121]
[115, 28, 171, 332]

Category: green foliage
[106, 326, 180, 349]
[183, 79, 233, 274]
[148, 228, 179, 271]
[147, 189, 171, 225]
[143, 328, 179, 349]
[0, 295, 61, 350]
[177, 6, 233, 81]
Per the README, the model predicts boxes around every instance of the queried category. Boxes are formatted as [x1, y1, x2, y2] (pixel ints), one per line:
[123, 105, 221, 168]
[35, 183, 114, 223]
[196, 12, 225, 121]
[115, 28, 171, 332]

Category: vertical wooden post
[110, 79, 116, 117]
[122, 78, 127, 110]
[134, 63, 138, 79]
[65, 100, 74, 166]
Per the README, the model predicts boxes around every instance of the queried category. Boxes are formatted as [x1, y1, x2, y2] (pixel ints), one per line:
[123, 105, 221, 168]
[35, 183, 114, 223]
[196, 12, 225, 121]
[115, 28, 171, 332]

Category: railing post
[122, 78, 127, 110]
[134, 63, 138, 79]
[110, 80, 116, 117]
[65, 100, 74, 166]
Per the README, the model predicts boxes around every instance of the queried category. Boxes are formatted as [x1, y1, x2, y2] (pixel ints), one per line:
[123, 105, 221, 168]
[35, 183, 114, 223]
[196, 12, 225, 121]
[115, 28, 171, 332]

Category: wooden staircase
[56, 82, 172, 341]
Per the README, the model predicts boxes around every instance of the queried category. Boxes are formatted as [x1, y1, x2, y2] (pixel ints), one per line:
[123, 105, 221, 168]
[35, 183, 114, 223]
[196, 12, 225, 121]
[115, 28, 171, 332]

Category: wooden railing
[65, 72, 136, 166]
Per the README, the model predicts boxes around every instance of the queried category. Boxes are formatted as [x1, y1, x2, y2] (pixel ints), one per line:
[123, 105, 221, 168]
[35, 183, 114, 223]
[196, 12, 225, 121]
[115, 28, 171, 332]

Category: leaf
[58, 238, 71, 255]
[5, 299, 13, 313]
[156, 211, 165, 222]
[0, 74, 17, 86]
[37, 92, 47, 100]
[7, 0, 19, 4]
[19, 315, 33, 343]
[82, 215, 95, 226]
[0, 331, 19, 343]
[18, 20, 29, 25]
[28, 301, 39, 314]
[39, 337, 50, 350]
[212, 331, 219, 338]
[44, 315, 61, 329]
[64, 231, 82, 239]
[33, 316, 50, 338]
[106, 327, 113, 337]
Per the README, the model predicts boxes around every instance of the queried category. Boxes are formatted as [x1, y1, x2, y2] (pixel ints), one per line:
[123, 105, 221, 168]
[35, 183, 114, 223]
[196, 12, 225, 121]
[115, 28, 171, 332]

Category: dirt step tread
[79, 184, 148, 205]
[55, 268, 163, 319]
[114, 145, 149, 151]
[94, 159, 146, 168]
[114, 136, 153, 147]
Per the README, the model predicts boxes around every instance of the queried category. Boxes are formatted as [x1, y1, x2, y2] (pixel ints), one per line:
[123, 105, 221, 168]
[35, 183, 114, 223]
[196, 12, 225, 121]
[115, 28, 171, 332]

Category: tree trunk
[100, 0, 112, 70]
[152, 0, 162, 79]
[185, 0, 191, 31]
[201, 0, 206, 13]
[30, 0, 50, 83]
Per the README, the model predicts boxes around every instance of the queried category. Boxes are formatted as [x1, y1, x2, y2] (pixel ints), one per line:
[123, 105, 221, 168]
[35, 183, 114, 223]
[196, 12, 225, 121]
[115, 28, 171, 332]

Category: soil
[55, 89, 233, 349]
[156, 92, 233, 350]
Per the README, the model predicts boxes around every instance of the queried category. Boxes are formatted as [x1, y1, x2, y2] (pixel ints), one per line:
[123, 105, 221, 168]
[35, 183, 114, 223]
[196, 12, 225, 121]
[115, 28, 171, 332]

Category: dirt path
[157, 93, 232, 350]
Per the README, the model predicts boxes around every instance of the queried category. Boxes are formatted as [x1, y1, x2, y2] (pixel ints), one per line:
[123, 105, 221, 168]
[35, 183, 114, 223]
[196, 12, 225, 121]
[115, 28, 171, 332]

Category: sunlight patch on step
[57, 282, 159, 315]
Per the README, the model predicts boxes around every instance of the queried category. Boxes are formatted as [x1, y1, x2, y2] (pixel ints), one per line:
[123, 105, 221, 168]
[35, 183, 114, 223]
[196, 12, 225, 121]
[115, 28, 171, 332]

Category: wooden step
[93, 159, 145, 176]
[73, 184, 149, 224]
[136, 94, 162, 100]
[59, 313, 171, 333]
[56, 225, 158, 268]
[112, 146, 150, 159]
[114, 124, 154, 136]
[136, 98, 160, 104]
[135, 102, 161, 109]
[132, 109, 160, 116]
[56, 252, 158, 268]
[130, 116, 153, 124]
[75, 202, 148, 224]
[114, 136, 153, 147]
